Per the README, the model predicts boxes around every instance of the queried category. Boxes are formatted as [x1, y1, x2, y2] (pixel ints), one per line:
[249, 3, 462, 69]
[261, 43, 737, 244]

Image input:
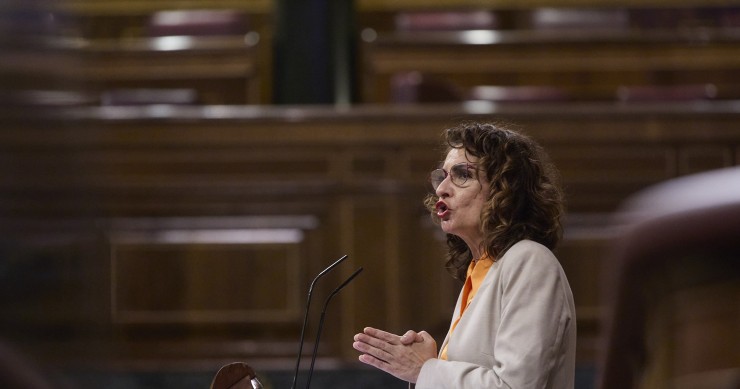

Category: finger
[358, 354, 391, 372]
[352, 335, 401, 361]
[354, 333, 395, 352]
[353, 341, 394, 363]
[414, 332, 439, 358]
[363, 327, 402, 344]
[418, 331, 433, 342]
[399, 330, 418, 345]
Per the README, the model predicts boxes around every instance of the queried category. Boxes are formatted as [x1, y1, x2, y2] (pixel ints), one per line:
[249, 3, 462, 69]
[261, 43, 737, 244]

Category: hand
[353, 327, 437, 383]
[400, 330, 425, 345]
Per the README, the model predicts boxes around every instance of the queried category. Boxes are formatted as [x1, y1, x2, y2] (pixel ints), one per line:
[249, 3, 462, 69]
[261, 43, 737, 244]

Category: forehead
[442, 148, 478, 168]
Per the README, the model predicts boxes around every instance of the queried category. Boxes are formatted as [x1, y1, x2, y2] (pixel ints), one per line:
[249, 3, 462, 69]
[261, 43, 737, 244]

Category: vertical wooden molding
[384, 194, 402, 332]
[338, 195, 357, 359]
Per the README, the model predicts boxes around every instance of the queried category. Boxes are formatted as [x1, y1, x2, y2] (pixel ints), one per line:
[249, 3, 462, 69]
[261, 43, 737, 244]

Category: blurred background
[1, 0, 739, 388]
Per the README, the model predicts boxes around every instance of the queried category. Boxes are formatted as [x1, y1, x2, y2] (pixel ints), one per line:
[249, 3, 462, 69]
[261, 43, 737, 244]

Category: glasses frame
[430, 162, 479, 191]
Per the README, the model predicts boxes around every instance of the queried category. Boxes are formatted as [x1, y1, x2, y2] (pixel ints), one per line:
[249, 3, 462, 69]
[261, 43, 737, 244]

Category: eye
[450, 163, 474, 185]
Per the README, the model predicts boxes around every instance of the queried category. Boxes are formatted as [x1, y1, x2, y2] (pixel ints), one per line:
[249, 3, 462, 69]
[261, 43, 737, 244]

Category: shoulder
[497, 240, 563, 277]
[502, 240, 558, 264]
[495, 241, 574, 312]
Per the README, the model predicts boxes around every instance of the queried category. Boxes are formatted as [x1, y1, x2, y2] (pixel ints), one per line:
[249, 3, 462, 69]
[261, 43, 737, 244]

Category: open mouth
[435, 201, 449, 216]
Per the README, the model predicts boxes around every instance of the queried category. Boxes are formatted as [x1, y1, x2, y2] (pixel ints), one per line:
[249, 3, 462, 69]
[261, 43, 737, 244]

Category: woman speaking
[353, 121, 576, 388]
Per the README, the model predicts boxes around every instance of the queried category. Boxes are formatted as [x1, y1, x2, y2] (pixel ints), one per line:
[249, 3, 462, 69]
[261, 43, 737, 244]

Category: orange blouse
[439, 255, 494, 360]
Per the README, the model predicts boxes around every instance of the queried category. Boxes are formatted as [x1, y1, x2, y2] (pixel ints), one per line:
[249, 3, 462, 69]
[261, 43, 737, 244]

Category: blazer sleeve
[415, 243, 574, 389]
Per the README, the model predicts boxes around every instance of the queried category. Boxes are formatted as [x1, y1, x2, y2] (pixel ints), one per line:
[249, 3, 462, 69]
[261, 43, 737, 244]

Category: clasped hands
[353, 327, 438, 383]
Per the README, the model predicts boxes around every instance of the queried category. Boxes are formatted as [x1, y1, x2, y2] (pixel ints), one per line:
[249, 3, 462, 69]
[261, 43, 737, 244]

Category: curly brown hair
[424, 121, 565, 280]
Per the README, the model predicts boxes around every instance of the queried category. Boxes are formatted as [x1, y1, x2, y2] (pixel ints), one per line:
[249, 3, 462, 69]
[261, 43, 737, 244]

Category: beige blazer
[415, 240, 576, 389]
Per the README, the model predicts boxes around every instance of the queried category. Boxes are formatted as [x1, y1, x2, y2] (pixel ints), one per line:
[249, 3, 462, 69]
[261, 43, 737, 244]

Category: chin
[440, 222, 455, 235]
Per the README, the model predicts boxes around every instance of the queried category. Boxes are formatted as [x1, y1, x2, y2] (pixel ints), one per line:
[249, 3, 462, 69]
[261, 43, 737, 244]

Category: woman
[352, 121, 576, 388]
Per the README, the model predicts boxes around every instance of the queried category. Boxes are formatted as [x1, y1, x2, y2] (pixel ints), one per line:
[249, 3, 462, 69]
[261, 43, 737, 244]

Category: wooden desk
[1, 35, 262, 105]
[361, 28, 740, 102]
[80, 36, 260, 105]
[357, 0, 740, 10]
[59, 0, 271, 15]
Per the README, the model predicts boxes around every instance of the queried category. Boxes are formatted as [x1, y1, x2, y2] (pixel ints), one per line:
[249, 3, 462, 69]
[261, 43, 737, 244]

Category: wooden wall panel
[679, 146, 734, 175]
[111, 241, 302, 324]
[556, 235, 612, 364]
[0, 237, 107, 330]
[342, 198, 394, 344]
[2, 103, 740, 372]
[549, 146, 676, 212]
[398, 212, 459, 341]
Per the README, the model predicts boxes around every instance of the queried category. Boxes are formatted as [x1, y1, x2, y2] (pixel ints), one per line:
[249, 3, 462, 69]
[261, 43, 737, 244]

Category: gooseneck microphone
[289, 254, 349, 389]
[305, 267, 364, 389]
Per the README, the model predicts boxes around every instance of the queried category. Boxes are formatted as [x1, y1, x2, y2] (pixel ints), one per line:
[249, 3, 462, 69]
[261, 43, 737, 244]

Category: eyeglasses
[430, 162, 477, 190]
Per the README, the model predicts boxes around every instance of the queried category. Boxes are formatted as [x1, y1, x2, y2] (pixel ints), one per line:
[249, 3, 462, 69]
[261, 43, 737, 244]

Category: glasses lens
[449, 163, 471, 187]
[430, 169, 446, 189]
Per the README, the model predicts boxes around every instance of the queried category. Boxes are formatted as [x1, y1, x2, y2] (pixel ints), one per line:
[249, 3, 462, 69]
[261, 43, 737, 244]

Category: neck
[461, 234, 485, 262]
[470, 246, 485, 263]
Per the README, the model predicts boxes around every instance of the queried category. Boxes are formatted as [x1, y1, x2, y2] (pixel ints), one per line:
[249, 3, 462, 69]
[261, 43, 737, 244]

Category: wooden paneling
[551, 146, 676, 206]
[679, 145, 735, 174]
[111, 240, 303, 324]
[2, 102, 740, 371]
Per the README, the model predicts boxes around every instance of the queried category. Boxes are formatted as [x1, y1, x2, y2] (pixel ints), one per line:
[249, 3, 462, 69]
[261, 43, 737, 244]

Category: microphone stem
[305, 309, 328, 389]
[305, 267, 363, 389]
[290, 255, 348, 389]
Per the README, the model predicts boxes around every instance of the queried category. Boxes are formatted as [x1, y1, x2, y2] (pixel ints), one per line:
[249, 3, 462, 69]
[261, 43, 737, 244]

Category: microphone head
[210, 362, 261, 389]
[251, 378, 264, 389]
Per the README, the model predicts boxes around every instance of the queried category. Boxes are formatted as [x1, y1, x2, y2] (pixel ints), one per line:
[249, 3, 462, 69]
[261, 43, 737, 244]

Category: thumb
[418, 331, 436, 345]
[400, 330, 420, 345]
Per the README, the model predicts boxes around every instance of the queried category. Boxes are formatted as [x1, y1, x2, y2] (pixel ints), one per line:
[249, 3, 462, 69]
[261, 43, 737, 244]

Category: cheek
[468, 198, 489, 224]
[458, 197, 487, 224]
[470, 190, 489, 210]
[455, 186, 489, 220]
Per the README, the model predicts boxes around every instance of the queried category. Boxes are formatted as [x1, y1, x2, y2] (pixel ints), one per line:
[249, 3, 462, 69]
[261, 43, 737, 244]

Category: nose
[435, 175, 452, 198]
